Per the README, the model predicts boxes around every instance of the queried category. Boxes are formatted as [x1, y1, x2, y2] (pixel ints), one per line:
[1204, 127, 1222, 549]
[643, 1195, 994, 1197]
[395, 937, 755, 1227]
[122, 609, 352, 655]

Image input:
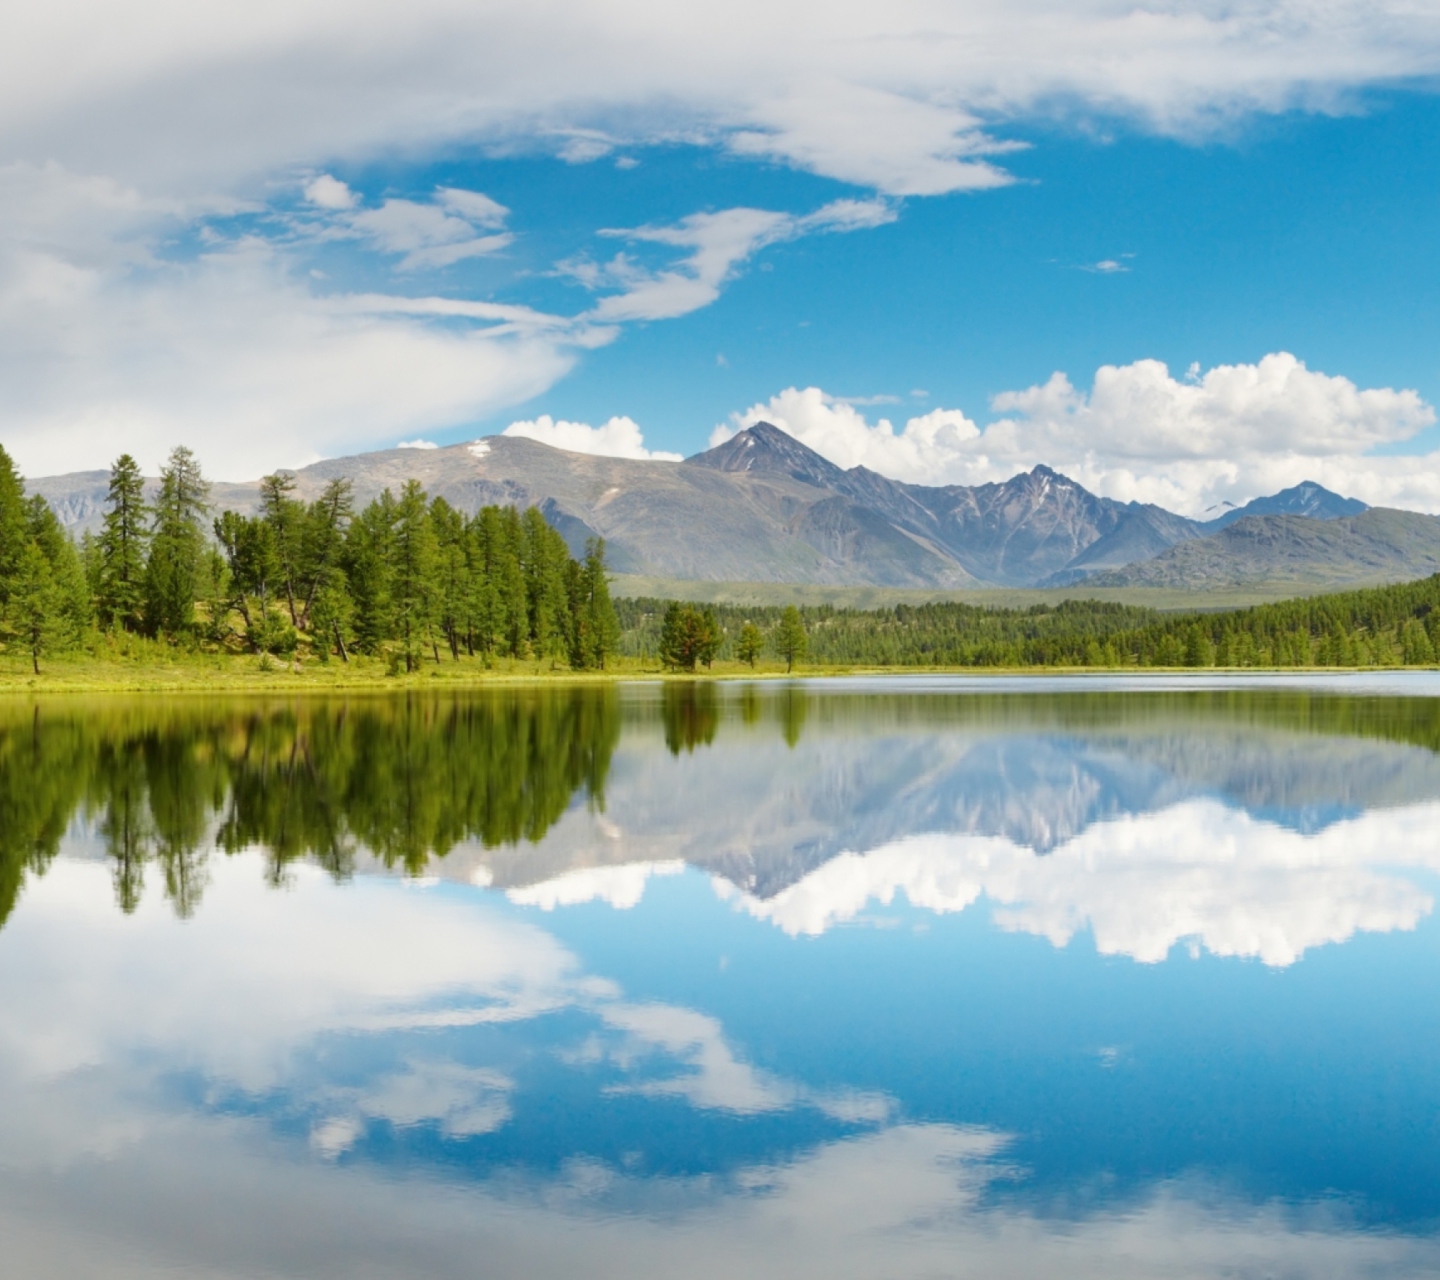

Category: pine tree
[259, 472, 304, 626]
[658, 602, 720, 671]
[97, 454, 150, 630]
[12, 541, 58, 673]
[572, 538, 620, 669]
[773, 605, 808, 673]
[144, 447, 210, 636]
[299, 479, 354, 631]
[25, 495, 90, 644]
[737, 621, 764, 668]
[521, 506, 572, 666]
[430, 497, 470, 660]
[343, 490, 397, 654]
[0, 445, 28, 608]
[392, 480, 440, 671]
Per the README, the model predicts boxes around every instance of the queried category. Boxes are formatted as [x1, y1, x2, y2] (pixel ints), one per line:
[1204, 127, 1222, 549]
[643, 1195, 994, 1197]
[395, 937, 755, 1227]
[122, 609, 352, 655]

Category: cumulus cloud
[717, 798, 1440, 966]
[507, 860, 686, 910]
[716, 355, 1439, 514]
[304, 174, 355, 210]
[503, 415, 683, 461]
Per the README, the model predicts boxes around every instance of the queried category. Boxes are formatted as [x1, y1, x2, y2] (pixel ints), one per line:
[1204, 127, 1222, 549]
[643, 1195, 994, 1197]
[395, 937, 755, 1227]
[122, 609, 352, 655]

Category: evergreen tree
[392, 480, 440, 670]
[259, 472, 304, 626]
[12, 541, 58, 673]
[25, 495, 90, 643]
[299, 479, 354, 628]
[0, 445, 27, 608]
[144, 447, 210, 636]
[572, 538, 620, 669]
[658, 602, 720, 671]
[214, 511, 282, 651]
[773, 604, 808, 673]
[521, 506, 572, 666]
[430, 497, 470, 660]
[96, 454, 150, 630]
[343, 490, 397, 654]
[737, 621, 764, 668]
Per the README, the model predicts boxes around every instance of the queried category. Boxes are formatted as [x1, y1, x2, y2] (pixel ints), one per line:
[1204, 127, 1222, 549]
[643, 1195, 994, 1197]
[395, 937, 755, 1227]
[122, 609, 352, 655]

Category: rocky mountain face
[28, 423, 1384, 589]
[1085, 508, 1440, 590]
[1204, 481, 1369, 530]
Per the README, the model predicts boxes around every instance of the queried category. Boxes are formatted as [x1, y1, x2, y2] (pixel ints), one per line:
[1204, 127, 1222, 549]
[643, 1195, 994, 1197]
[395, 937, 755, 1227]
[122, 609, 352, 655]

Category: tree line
[618, 578, 1440, 669]
[0, 445, 620, 671]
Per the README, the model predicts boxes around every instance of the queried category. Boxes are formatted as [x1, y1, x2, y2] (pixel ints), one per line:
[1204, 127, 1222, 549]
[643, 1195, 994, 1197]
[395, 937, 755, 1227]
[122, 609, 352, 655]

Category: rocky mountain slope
[28, 423, 1390, 589]
[1084, 508, 1440, 589]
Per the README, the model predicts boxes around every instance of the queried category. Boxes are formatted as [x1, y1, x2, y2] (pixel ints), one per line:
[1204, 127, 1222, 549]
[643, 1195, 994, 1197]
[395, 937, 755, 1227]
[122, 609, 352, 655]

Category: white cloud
[10, 0, 1439, 201]
[716, 355, 1440, 515]
[508, 860, 686, 910]
[717, 798, 1440, 966]
[5, 856, 1440, 1278]
[5, 3, 1440, 477]
[0, 223, 582, 478]
[343, 187, 513, 270]
[304, 174, 354, 210]
[574, 199, 894, 323]
[504, 414, 683, 461]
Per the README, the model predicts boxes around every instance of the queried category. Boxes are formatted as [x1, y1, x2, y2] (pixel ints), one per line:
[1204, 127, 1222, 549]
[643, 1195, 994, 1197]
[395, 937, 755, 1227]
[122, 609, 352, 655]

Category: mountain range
[28, 423, 1438, 591]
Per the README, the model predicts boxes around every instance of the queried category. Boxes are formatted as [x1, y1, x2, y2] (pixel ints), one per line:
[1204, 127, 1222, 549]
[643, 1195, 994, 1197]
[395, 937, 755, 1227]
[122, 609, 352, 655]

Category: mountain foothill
[29, 423, 1439, 593]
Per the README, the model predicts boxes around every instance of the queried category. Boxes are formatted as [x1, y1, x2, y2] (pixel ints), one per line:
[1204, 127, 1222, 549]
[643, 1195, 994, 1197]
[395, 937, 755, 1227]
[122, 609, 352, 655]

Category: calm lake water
[4, 675, 1440, 1278]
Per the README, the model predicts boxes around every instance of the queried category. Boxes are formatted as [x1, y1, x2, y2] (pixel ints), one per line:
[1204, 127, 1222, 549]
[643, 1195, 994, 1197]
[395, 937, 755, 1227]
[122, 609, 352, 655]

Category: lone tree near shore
[659, 602, 721, 671]
[774, 605, 807, 673]
[737, 621, 764, 668]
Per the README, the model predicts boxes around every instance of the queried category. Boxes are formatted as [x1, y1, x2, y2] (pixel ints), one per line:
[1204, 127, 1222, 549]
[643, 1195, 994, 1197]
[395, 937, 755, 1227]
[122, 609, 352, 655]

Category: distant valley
[29, 423, 1439, 592]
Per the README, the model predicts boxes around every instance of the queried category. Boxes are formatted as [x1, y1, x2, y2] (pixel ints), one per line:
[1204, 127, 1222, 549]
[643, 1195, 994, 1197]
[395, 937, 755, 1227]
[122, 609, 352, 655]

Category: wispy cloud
[566, 198, 895, 323]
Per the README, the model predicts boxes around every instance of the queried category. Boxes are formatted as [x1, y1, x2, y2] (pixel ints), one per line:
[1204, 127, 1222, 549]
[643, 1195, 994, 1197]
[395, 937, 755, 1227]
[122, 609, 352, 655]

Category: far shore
[2, 652, 1436, 695]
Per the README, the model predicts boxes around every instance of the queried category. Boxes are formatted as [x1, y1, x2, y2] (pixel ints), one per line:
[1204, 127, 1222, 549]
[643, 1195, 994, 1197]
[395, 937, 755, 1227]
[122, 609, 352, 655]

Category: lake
[3, 675, 1440, 1278]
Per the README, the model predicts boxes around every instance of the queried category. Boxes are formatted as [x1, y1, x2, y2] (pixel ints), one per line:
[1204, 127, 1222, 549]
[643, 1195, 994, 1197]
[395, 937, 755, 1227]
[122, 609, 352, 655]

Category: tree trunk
[333, 622, 349, 663]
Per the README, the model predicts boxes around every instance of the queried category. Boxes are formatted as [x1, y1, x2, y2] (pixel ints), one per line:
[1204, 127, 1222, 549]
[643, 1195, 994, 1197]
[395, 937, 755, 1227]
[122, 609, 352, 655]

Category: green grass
[608, 575, 1312, 613]
[0, 645, 1423, 695]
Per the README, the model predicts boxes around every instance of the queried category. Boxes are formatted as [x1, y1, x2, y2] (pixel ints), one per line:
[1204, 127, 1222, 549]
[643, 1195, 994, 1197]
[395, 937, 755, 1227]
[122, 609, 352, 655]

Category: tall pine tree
[97, 454, 149, 630]
[144, 447, 210, 636]
[0, 445, 28, 609]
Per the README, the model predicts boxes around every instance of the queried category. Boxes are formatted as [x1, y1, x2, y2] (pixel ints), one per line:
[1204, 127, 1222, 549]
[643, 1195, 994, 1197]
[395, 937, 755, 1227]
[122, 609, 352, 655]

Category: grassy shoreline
[1, 650, 1434, 694]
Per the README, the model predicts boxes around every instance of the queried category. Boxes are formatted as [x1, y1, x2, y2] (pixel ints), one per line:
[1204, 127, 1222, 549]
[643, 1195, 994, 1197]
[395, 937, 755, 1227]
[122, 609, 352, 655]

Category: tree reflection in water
[8, 681, 1440, 930]
[0, 689, 622, 925]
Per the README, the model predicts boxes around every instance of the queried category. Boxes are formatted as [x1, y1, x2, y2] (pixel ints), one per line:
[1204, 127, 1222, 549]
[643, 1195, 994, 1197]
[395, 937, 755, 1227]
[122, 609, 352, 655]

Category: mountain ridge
[26, 424, 1389, 590]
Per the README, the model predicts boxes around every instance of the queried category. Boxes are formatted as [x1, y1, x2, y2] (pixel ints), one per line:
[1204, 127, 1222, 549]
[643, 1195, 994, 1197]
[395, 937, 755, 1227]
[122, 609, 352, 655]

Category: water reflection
[5, 679, 1440, 1277]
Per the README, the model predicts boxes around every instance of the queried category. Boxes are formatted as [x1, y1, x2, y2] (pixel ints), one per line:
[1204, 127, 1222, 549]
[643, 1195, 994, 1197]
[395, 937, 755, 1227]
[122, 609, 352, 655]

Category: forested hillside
[0, 445, 621, 672]
[620, 575, 1440, 669]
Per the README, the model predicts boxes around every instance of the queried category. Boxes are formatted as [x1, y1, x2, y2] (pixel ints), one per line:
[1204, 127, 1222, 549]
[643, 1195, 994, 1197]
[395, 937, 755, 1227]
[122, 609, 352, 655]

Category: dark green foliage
[0, 690, 620, 925]
[658, 602, 722, 671]
[774, 604, 808, 672]
[144, 446, 210, 636]
[96, 454, 149, 630]
[571, 539, 621, 670]
[737, 622, 764, 667]
[662, 681, 719, 754]
[392, 480, 441, 671]
[0, 446, 27, 607]
[615, 575, 1440, 670]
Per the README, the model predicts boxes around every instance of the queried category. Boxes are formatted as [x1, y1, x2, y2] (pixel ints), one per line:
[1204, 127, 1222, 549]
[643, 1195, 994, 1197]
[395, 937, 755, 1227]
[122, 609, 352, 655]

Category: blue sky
[4, 1, 1440, 514]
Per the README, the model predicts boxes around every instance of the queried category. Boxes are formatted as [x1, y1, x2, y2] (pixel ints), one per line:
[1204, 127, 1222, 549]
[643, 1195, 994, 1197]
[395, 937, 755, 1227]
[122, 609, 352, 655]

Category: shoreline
[2, 655, 1438, 695]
